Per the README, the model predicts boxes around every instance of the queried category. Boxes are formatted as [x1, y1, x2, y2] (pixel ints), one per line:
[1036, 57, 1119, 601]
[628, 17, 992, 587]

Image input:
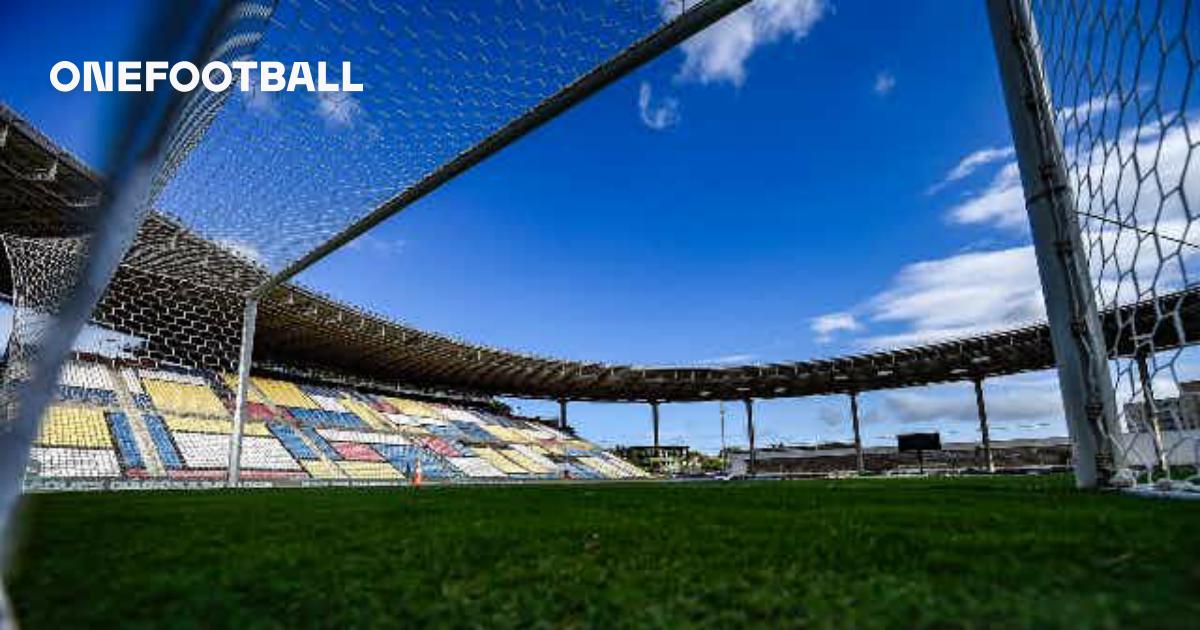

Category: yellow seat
[341, 397, 388, 430]
[252, 377, 319, 409]
[338, 461, 402, 480]
[220, 373, 267, 404]
[473, 446, 526, 475]
[301, 459, 344, 479]
[143, 380, 229, 418]
[163, 415, 269, 436]
[385, 397, 441, 419]
[500, 448, 551, 474]
[37, 406, 111, 448]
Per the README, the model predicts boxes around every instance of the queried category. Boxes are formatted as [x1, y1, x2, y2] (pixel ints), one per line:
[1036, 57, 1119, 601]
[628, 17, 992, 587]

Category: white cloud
[241, 74, 277, 115]
[216, 237, 266, 265]
[698, 353, 757, 365]
[879, 380, 1063, 425]
[346, 233, 406, 257]
[945, 161, 1027, 230]
[835, 114, 1198, 351]
[810, 312, 860, 343]
[862, 246, 1045, 348]
[672, 0, 825, 87]
[637, 81, 680, 130]
[873, 70, 895, 96]
[1057, 93, 1119, 123]
[1078, 118, 1200, 306]
[928, 146, 1015, 194]
[316, 92, 362, 127]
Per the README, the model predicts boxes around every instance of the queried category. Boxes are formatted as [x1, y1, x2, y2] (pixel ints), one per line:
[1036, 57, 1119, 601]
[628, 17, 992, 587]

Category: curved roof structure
[4, 104, 1199, 403]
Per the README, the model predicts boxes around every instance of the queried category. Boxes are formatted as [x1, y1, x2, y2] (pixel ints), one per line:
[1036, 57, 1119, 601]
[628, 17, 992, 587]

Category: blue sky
[6, 1, 1194, 453]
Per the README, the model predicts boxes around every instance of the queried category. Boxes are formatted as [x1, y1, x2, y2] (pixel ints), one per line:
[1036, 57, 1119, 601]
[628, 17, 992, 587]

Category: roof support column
[973, 377, 995, 473]
[1135, 350, 1169, 478]
[558, 398, 568, 431]
[744, 398, 756, 477]
[850, 392, 864, 475]
[651, 400, 660, 450]
[228, 298, 257, 488]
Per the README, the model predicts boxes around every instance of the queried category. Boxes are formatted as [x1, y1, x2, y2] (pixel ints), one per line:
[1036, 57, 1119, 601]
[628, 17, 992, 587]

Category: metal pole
[558, 398, 568, 431]
[743, 398, 756, 477]
[719, 401, 727, 468]
[651, 400, 660, 449]
[850, 392, 864, 474]
[986, 0, 1120, 488]
[228, 298, 257, 487]
[973, 377, 995, 473]
[1135, 350, 1169, 478]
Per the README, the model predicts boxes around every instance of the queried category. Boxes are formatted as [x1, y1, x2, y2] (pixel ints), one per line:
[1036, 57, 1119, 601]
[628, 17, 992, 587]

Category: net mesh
[1, 0, 699, 486]
[1030, 0, 1198, 485]
[151, 0, 678, 274]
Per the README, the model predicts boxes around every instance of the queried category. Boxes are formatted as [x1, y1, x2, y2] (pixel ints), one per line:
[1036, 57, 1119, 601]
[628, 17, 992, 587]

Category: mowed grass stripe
[7, 476, 1199, 628]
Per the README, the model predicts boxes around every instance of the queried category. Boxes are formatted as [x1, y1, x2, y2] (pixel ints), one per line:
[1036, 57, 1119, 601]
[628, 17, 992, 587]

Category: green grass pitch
[6, 476, 1199, 628]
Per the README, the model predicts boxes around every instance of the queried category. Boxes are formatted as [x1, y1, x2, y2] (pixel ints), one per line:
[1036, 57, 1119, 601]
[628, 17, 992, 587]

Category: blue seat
[107, 411, 144, 469]
[299, 426, 342, 460]
[450, 420, 500, 444]
[374, 444, 459, 479]
[268, 422, 318, 460]
[56, 385, 119, 407]
[141, 414, 182, 469]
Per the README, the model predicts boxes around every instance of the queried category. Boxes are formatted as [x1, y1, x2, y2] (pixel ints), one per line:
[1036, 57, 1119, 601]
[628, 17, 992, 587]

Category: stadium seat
[27, 447, 120, 478]
[268, 423, 319, 460]
[252, 377, 320, 409]
[132, 393, 155, 410]
[472, 446, 528, 475]
[447, 456, 504, 478]
[59, 361, 116, 391]
[142, 379, 229, 418]
[576, 456, 626, 479]
[55, 385, 120, 407]
[330, 441, 386, 462]
[220, 373, 268, 404]
[162, 414, 269, 436]
[340, 397, 390, 430]
[300, 426, 343, 461]
[450, 420, 502, 444]
[373, 444, 460, 479]
[245, 401, 282, 422]
[172, 432, 301, 471]
[561, 459, 602, 480]
[300, 459, 345, 479]
[141, 414, 183, 470]
[106, 411, 144, 469]
[418, 435, 463, 458]
[425, 423, 467, 443]
[37, 406, 112, 449]
[337, 460, 402, 480]
[315, 428, 408, 445]
[288, 407, 366, 429]
[510, 444, 558, 473]
[310, 394, 349, 413]
[32, 358, 643, 485]
[597, 452, 649, 478]
[119, 368, 145, 395]
[384, 397, 441, 419]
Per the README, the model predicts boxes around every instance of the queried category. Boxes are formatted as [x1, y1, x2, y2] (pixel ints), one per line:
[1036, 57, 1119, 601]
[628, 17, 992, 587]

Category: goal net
[998, 0, 1198, 490]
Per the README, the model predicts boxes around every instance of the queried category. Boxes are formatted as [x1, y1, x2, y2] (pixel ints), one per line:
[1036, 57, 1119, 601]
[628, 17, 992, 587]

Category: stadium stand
[23, 356, 648, 487]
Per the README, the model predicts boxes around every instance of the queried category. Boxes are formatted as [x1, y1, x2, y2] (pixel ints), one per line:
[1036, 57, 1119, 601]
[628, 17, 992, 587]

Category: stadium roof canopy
[5, 104, 1199, 403]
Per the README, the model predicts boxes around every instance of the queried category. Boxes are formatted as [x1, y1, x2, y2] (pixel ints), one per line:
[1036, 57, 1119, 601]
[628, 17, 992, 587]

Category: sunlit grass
[8, 476, 1199, 628]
